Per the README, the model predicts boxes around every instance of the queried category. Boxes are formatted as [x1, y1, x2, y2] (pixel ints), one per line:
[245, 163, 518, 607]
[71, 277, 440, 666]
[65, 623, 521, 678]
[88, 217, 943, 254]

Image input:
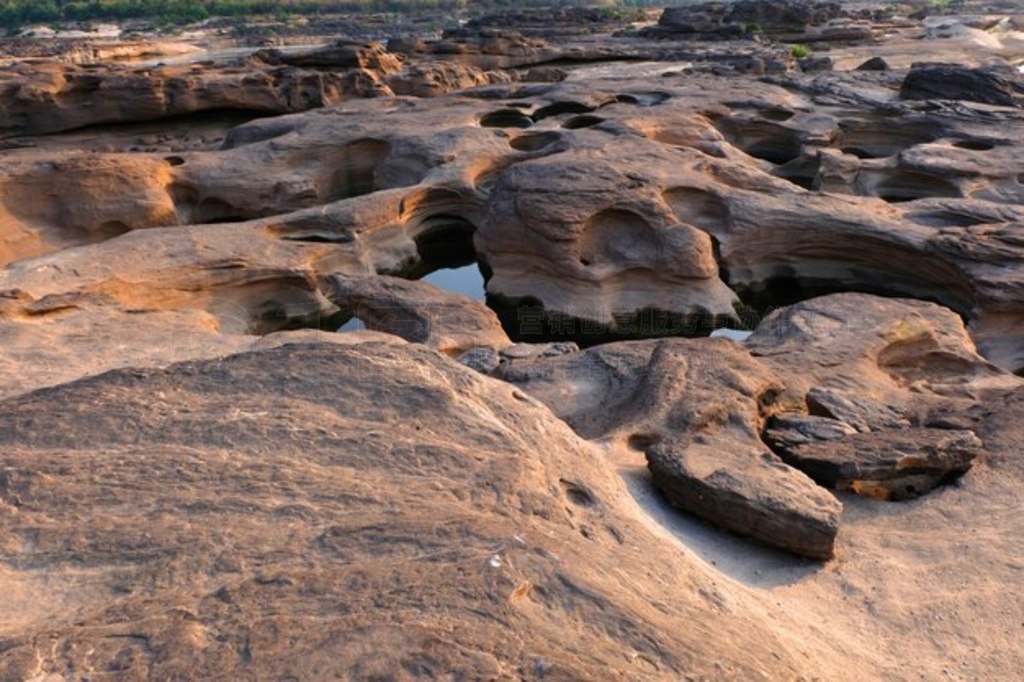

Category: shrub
[790, 43, 811, 59]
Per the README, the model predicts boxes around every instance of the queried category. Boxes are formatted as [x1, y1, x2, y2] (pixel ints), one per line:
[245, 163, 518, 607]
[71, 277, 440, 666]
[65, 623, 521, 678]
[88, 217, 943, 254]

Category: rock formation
[1, 1, 1024, 677]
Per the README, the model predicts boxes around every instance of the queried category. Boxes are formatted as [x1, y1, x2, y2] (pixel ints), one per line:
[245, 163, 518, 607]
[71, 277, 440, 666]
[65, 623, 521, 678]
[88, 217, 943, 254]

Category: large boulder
[643, 0, 845, 40]
[900, 63, 1024, 107]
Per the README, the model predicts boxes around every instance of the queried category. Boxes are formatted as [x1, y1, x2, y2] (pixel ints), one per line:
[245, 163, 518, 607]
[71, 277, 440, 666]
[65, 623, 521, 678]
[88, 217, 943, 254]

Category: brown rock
[900, 62, 1024, 107]
[765, 417, 982, 500]
[0, 340, 821, 678]
[325, 273, 509, 354]
[498, 338, 843, 559]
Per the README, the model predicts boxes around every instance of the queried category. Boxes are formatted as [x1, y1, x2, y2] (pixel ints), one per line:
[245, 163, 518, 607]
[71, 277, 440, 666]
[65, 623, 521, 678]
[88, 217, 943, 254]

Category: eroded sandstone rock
[0, 340, 823, 678]
[325, 273, 509, 353]
[765, 417, 982, 500]
[901, 62, 1024, 107]
[497, 338, 843, 559]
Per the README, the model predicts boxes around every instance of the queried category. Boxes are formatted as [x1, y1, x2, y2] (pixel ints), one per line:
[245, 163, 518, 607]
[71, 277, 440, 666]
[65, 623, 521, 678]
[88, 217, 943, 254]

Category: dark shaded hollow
[92, 221, 133, 240]
[480, 109, 534, 129]
[195, 197, 249, 224]
[840, 146, 882, 159]
[871, 171, 961, 203]
[510, 131, 561, 152]
[759, 109, 795, 122]
[563, 115, 606, 130]
[952, 139, 997, 151]
[324, 138, 391, 202]
[836, 120, 941, 160]
[711, 116, 804, 165]
[773, 156, 820, 191]
[532, 101, 597, 122]
[614, 91, 671, 107]
[728, 268, 973, 327]
[487, 295, 729, 347]
[35, 107, 272, 144]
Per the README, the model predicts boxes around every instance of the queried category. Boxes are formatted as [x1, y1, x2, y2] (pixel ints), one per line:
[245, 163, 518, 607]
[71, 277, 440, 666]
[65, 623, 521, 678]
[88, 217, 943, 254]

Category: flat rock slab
[766, 416, 982, 500]
[646, 438, 842, 560]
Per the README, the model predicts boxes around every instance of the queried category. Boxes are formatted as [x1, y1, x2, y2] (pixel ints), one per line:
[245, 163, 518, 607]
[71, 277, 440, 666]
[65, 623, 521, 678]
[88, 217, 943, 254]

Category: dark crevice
[758, 109, 795, 122]
[952, 139, 997, 151]
[726, 271, 973, 326]
[840, 146, 881, 159]
[707, 114, 804, 166]
[406, 216, 479, 277]
[773, 156, 821, 191]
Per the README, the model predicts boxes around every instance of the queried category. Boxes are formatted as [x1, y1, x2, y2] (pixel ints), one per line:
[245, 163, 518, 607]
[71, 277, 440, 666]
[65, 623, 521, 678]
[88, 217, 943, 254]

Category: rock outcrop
[0, 339, 832, 679]
[641, 0, 868, 41]
[900, 62, 1024, 107]
[495, 338, 843, 559]
[465, 7, 647, 37]
[1, 6, 1024, 677]
[497, 293, 1018, 556]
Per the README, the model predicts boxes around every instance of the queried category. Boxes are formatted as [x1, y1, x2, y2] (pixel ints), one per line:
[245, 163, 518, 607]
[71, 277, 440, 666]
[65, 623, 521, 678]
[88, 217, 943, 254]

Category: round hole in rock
[563, 115, 605, 130]
[480, 109, 534, 129]
[510, 131, 561, 152]
[759, 109, 795, 122]
[338, 220, 489, 334]
[532, 101, 596, 122]
[164, 156, 186, 166]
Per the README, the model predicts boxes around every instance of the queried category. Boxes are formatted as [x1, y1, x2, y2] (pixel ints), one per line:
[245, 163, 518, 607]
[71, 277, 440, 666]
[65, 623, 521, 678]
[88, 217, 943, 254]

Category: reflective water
[421, 263, 487, 301]
[710, 328, 753, 342]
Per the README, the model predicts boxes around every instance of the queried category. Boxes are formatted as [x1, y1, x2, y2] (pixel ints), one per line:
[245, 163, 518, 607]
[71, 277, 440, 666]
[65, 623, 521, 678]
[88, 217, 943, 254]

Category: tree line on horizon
[0, 0, 687, 30]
